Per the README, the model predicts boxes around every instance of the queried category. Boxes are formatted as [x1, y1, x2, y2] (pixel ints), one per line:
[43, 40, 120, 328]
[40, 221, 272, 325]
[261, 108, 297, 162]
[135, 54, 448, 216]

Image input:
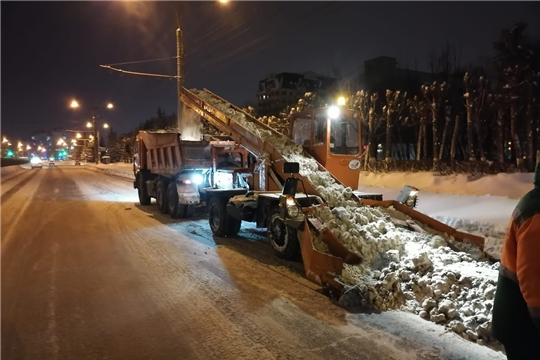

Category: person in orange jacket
[492, 162, 540, 359]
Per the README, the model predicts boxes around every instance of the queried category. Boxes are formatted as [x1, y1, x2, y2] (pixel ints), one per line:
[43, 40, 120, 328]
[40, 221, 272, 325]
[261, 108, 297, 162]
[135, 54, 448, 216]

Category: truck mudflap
[176, 183, 200, 205]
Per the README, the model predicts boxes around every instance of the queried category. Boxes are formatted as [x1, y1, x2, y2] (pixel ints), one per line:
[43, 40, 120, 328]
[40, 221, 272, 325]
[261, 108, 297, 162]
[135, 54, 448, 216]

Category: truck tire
[167, 183, 183, 219]
[156, 180, 169, 214]
[268, 208, 300, 261]
[137, 172, 151, 206]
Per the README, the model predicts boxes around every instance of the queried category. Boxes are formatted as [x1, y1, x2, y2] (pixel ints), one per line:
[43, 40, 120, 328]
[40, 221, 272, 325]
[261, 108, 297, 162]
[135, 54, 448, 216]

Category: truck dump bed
[137, 131, 214, 177]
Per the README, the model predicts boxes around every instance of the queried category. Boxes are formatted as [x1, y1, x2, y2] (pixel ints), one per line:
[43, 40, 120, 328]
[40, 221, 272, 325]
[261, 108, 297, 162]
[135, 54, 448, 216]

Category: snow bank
[192, 89, 501, 347]
[87, 163, 135, 180]
[1, 165, 24, 178]
[359, 171, 534, 199]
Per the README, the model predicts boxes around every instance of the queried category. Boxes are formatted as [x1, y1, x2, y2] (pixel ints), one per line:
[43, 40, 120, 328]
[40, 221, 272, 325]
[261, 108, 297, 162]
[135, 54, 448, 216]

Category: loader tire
[137, 172, 151, 206]
[156, 180, 169, 214]
[209, 197, 227, 236]
[167, 183, 183, 219]
[208, 197, 241, 237]
[268, 208, 300, 261]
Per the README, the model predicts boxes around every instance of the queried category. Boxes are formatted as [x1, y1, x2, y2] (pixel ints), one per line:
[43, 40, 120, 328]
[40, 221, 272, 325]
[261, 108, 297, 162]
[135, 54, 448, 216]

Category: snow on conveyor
[191, 89, 500, 348]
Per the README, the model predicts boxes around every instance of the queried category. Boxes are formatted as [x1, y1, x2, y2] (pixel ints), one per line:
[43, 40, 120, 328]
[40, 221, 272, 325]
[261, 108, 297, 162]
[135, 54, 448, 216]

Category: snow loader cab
[290, 107, 362, 189]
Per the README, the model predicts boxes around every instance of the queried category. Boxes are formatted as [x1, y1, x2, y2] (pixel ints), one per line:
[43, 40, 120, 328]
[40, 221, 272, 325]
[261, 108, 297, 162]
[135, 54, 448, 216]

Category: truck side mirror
[283, 162, 299, 174]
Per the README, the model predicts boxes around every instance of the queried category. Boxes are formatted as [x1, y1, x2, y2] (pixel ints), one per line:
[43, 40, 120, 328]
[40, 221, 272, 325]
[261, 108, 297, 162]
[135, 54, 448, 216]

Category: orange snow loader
[133, 87, 484, 298]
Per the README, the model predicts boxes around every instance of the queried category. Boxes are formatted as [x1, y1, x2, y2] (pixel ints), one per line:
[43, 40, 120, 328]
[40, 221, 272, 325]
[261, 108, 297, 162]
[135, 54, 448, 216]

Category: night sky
[2, 1, 539, 140]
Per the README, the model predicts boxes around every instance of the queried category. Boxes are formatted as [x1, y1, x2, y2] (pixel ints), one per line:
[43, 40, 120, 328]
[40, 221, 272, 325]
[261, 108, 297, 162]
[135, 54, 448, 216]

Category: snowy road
[2, 165, 505, 360]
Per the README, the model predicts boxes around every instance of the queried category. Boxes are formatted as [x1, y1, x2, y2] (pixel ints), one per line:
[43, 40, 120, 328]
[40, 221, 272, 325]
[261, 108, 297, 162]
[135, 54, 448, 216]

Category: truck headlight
[192, 174, 203, 185]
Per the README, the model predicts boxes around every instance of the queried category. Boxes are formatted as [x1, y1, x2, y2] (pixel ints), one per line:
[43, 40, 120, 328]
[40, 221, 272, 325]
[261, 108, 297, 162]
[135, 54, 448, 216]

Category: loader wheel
[268, 208, 300, 261]
[209, 197, 227, 236]
[167, 183, 183, 219]
[137, 172, 151, 206]
[208, 198, 240, 237]
[156, 180, 169, 214]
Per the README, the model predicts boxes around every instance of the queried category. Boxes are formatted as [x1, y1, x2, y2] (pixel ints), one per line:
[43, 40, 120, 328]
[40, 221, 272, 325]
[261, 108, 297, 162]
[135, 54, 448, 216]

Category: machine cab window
[329, 117, 359, 155]
[291, 118, 312, 146]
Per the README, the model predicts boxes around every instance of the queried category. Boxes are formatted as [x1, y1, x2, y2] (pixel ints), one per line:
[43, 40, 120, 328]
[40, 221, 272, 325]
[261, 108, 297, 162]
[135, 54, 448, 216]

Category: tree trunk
[385, 109, 393, 162]
[439, 110, 451, 161]
[474, 114, 486, 162]
[465, 99, 475, 161]
[526, 99, 534, 171]
[510, 100, 523, 169]
[431, 105, 439, 167]
[368, 109, 376, 163]
[416, 124, 423, 161]
[450, 114, 460, 167]
[496, 107, 505, 164]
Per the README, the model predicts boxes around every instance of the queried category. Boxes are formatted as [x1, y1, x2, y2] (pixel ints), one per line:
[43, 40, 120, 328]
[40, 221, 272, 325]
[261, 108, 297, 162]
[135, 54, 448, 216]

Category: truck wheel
[137, 172, 151, 206]
[208, 197, 227, 236]
[156, 180, 169, 214]
[167, 183, 183, 219]
[268, 208, 300, 261]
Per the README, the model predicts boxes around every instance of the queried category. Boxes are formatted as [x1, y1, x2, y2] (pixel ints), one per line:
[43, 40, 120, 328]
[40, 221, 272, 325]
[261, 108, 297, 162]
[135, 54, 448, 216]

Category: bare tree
[463, 73, 476, 161]
[422, 82, 447, 167]
[383, 90, 407, 162]
[354, 90, 379, 164]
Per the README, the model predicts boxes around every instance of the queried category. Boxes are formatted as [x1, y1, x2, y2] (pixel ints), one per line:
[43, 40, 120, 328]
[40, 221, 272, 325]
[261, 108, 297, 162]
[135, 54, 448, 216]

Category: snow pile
[434, 216, 507, 260]
[191, 89, 500, 346]
[359, 171, 534, 199]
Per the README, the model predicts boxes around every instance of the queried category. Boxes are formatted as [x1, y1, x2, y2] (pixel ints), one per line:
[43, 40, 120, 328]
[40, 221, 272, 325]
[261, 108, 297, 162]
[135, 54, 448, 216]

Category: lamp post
[71, 100, 113, 164]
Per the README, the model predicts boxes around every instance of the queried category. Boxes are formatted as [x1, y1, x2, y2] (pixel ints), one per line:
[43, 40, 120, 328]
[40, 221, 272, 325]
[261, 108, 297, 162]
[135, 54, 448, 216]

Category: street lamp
[71, 100, 114, 164]
[76, 133, 82, 139]
[2, 137, 8, 144]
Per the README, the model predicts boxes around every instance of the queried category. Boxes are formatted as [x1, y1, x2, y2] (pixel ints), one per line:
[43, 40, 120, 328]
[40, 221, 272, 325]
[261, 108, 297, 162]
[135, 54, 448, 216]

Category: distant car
[30, 157, 42, 169]
[74, 160, 81, 166]
[49, 160, 55, 165]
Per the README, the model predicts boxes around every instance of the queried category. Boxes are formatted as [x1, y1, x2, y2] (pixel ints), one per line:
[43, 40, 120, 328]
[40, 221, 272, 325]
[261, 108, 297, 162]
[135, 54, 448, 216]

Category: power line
[104, 56, 178, 67]
[99, 65, 178, 80]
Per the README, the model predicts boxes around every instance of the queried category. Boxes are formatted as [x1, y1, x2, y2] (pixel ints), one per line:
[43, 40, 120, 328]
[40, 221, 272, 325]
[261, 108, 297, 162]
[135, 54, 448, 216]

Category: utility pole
[177, 27, 184, 135]
[92, 107, 99, 164]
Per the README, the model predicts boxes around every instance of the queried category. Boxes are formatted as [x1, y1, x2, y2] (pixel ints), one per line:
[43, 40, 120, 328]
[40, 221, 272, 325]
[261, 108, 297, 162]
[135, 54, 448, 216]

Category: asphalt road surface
[1, 164, 505, 360]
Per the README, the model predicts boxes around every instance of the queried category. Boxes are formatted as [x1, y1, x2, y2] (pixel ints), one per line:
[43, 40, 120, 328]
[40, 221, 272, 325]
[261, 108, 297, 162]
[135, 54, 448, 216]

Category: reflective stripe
[530, 307, 540, 318]
[499, 264, 518, 283]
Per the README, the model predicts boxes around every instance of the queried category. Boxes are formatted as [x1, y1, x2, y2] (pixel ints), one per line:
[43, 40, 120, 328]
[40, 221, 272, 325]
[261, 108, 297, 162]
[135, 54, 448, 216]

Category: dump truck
[133, 87, 484, 294]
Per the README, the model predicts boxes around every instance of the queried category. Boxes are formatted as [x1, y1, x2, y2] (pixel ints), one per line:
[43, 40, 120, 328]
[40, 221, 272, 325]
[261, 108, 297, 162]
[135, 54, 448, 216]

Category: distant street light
[2, 137, 8, 144]
[76, 133, 82, 139]
[26, 145, 31, 150]
[70, 100, 114, 164]
[218, 0, 229, 3]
